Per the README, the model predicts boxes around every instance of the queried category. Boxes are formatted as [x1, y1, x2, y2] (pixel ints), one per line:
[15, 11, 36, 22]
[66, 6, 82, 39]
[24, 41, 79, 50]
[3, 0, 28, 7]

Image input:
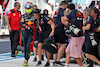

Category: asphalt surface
[0, 41, 11, 54]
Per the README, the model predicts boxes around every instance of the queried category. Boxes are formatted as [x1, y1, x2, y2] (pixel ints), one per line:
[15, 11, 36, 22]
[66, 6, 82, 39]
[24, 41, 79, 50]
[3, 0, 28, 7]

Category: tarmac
[0, 38, 99, 67]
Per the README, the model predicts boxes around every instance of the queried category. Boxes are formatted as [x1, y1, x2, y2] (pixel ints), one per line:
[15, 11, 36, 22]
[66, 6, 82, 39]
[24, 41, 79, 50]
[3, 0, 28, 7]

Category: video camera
[66, 23, 82, 36]
[40, 9, 48, 19]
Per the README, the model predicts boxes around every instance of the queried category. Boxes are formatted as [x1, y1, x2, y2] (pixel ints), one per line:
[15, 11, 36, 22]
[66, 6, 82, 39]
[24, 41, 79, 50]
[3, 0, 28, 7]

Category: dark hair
[33, 5, 37, 8]
[67, 4, 75, 10]
[33, 9, 41, 14]
[91, 7, 99, 18]
[60, 1, 68, 6]
[14, 2, 19, 7]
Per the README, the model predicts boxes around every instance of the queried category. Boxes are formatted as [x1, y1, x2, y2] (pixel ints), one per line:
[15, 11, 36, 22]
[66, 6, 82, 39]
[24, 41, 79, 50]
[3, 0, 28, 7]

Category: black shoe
[33, 57, 37, 62]
[36, 61, 42, 66]
[41, 55, 44, 61]
[11, 54, 15, 57]
[88, 64, 93, 67]
[56, 61, 64, 66]
[44, 62, 50, 67]
[53, 62, 57, 66]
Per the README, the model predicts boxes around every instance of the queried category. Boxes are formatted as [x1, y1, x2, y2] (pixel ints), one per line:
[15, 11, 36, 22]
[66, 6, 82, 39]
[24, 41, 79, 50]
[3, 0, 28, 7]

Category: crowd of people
[5, 1, 100, 67]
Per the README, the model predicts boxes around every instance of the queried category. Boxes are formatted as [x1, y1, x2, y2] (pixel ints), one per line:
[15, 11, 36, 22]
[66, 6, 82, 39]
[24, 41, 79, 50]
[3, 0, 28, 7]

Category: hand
[8, 27, 12, 32]
[49, 31, 54, 37]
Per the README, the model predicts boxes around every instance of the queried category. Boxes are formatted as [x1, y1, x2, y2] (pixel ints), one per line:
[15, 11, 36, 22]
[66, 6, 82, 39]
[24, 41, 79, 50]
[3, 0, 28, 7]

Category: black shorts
[35, 28, 39, 41]
[82, 35, 94, 55]
[54, 29, 67, 44]
[38, 33, 49, 43]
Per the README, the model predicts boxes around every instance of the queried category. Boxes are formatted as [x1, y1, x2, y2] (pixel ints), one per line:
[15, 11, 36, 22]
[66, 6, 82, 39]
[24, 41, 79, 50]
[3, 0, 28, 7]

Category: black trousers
[10, 30, 19, 55]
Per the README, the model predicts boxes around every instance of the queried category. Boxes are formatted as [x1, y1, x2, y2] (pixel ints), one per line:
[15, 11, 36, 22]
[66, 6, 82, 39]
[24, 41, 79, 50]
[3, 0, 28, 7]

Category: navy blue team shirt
[84, 15, 94, 37]
[66, 10, 83, 37]
[54, 8, 65, 30]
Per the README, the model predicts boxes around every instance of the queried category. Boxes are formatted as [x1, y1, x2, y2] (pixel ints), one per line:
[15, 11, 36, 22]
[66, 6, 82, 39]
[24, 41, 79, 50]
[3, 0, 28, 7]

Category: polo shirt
[7, 8, 21, 30]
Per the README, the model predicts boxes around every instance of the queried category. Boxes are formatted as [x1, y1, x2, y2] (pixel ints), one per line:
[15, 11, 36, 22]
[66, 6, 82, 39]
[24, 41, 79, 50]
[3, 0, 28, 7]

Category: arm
[61, 16, 69, 26]
[6, 17, 10, 29]
[47, 20, 55, 37]
[36, 22, 42, 31]
[82, 24, 91, 30]
[6, 11, 12, 32]
[96, 26, 100, 32]
[20, 16, 27, 28]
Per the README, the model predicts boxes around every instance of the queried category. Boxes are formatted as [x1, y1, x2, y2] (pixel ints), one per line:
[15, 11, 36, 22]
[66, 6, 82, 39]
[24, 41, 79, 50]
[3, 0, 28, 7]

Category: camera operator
[82, 8, 100, 67]
[33, 9, 55, 67]
[62, 4, 85, 67]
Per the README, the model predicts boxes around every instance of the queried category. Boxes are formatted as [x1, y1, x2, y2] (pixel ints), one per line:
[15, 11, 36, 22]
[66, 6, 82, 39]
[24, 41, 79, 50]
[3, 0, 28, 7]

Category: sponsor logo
[51, 43, 57, 49]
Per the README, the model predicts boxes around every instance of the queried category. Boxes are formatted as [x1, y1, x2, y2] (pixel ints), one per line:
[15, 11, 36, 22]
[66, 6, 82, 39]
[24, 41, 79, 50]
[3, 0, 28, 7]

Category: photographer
[82, 8, 100, 67]
[62, 4, 85, 67]
[33, 9, 55, 67]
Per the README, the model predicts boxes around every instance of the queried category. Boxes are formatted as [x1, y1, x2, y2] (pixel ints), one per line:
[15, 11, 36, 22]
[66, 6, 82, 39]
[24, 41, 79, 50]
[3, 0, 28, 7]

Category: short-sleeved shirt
[39, 16, 52, 34]
[94, 18, 100, 37]
[66, 10, 83, 37]
[84, 15, 94, 37]
[54, 8, 65, 30]
[7, 8, 21, 30]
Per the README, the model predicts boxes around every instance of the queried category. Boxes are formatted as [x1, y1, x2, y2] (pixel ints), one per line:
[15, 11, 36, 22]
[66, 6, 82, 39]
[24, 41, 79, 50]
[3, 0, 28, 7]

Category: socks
[64, 63, 69, 67]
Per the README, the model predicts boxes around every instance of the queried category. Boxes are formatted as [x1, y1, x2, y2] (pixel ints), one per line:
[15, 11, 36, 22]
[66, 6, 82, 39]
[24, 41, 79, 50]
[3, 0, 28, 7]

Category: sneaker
[15, 50, 18, 55]
[56, 61, 65, 66]
[88, 64, 93, 67]
[41, 55, 44, 61]
[36, 61, 42, 66]
[44, 62, 50, 67]
[33, 57, 37, 62]
[53, 62, 57, 66]
[22, 60, 28, 66]
[11, 54, 15, 57]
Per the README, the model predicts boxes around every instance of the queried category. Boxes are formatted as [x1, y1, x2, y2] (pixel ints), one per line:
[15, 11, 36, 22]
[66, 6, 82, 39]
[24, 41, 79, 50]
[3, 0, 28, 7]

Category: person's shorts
[66, 36, 85, 58]
[34, 43, 38, 48]
[54, 29, 67, 44]
[34, 28, 39, 41]
[82, 35, 94, 55]
[38, 33, 49, 43]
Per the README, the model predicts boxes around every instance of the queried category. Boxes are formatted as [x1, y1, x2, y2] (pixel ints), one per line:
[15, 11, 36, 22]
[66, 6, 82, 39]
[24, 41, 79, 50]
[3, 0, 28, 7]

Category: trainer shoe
[22, 60, 28, 66]
[33, 57, 37, 62]
[15, 50, 18, 55]
[11, 54, 15, 57]
[36, 61, 42, 66]
[56, 61, 65, 66]
[53, 62, 57, 66]
[44, 62, 50, 67]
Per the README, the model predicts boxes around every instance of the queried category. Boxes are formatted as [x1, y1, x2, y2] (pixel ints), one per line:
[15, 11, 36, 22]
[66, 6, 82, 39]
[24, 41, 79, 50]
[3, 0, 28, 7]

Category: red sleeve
[7, 10, 11, 19]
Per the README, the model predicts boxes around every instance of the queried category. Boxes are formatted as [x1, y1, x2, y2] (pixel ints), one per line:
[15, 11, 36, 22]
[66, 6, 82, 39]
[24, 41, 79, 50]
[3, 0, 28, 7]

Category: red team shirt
[7, 8, 21, 30]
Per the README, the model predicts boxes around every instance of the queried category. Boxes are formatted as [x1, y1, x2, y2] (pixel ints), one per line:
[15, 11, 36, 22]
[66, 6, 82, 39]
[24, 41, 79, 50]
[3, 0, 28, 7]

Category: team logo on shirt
[13, 13, 16, 16]
[87, 19, 90, 22]
[56, 10, 59, 12]
[26, 21, 34, 25]
[77, 12, 82, 15]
